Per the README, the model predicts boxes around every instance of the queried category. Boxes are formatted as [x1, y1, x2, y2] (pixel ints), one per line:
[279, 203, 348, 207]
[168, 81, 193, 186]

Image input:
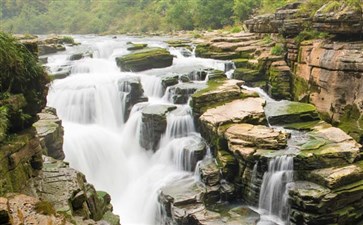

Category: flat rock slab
[307, 161, 363, 189]
[200, 98, 266, 130]
[264, 100, 320, 125]
[295, 124, 361, 170]
[225, 124, 289, 151]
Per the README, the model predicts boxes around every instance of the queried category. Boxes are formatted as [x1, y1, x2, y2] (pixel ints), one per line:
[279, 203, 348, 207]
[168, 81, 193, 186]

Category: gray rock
[140, 104, 177, 150]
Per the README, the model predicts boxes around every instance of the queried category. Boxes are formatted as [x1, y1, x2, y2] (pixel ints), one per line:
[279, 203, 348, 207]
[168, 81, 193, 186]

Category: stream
[45, 35, 300, 225]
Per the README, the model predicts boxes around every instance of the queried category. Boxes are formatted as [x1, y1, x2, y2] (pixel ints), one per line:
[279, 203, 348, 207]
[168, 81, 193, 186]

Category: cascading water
[46, 35, 227, 225]
[258, 156, 294, 224]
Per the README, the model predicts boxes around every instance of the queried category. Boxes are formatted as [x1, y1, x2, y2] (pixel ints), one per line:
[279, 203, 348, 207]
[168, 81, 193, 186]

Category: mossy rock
[0, 32, 49, 135]
[232, 68, 264, 82]
[102, 211, 120, 225]
[115, 47, 173, 72]
[338, 104, 363, 143]
[127, 43, 148, 51]
[232, 58, 258, 69]
[265, 101, 320, 125]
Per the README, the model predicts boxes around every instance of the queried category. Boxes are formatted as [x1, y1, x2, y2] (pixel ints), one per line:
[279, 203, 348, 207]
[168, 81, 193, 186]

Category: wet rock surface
[140, 104, 177, 150]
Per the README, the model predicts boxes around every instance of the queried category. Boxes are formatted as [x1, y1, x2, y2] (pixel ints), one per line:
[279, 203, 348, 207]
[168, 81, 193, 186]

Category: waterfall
[46, 36, 226, 225]
[258, 156, 294, 224]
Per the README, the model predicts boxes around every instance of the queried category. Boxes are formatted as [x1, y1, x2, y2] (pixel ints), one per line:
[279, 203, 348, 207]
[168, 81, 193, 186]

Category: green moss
[300, 137, 327, 150]
[61, 36, 75, 44]
[232, 68, 263, 82]
[338, 104, 363, 143]
[292, 75, 309, 101]
[283, 120, 322, 130]
[0, 106, 9, 142]
[0, 32, 49, 132]
[192, 78, 226, 98]
[34, 201, 56, 216]
[127, 43, 148, 51]
[102, 211, 120, 225]
[270, 43, 284, 56]
[116, 47, 173, 72]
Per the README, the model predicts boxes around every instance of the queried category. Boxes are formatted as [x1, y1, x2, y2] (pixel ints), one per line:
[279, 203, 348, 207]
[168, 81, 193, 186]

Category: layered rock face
[0, 33, 120, 225]
[242, 1, 363, 143]
[289, 39, 363, 143]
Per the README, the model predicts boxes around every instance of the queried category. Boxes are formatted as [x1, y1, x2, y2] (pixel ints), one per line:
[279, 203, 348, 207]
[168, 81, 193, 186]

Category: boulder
[191, 79, 245, 118]
[127, 43, 148, 51]
[116, 48, 173, 72]
[264, 101, 320, 125]
[225, 124, 289, 151]
[33, 107, 65, 160]
[294, 124, 361, 170]
[200, 98, 266, 134]
[140, 104, 177, 150]
[30, 156, 119, 223]
[118, 77, 148, 121]
[167, 83, 206, 104]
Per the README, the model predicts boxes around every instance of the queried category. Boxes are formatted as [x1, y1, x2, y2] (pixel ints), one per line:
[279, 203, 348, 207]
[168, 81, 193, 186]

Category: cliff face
[0, 32, 120, 224]
[244, 1, 363, 143]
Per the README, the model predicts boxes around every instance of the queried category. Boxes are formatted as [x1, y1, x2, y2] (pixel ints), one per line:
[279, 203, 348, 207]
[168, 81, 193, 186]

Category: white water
[258, 156, 294, 225]
[46, 35, 227, 225]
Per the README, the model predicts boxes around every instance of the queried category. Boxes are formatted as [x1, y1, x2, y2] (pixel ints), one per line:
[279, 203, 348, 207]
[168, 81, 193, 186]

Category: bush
[61, 36, 75, 44]
[270, 43, 284, 55]
[294, 29, 331, 43]
[34, 201, 56, 215]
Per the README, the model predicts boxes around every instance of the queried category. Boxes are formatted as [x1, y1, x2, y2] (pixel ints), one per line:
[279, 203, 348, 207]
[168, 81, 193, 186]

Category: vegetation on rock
[0, 32, 48, 136]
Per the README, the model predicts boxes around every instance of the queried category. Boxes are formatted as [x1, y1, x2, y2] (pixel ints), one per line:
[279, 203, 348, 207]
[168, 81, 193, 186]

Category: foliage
[0, 0, 266, 33]
[61, 36, 75, 44]
[270, 43, 284, 55]
[0, 31, 48, 131]
[34, 201, 56, 215]
[294, 29, 331, 43]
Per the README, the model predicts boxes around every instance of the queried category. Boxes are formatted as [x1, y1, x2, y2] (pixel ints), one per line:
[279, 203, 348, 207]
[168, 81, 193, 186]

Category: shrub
[34, 201, 56, 215]
[271, 43, 284, 55]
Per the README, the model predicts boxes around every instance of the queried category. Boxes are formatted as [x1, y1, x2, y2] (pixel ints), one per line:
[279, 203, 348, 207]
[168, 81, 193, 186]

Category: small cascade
[160, 105, 195, 143]
[258, 155, 294, 224]
[140, 75, 164, 99]
[224, 61, 236, 79]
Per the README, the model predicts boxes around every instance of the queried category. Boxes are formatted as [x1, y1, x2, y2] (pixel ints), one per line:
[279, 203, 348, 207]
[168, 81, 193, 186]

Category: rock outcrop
[116, 48, 174, 72]
[140, 104, 177, 150]
[33, 107, 65, 160]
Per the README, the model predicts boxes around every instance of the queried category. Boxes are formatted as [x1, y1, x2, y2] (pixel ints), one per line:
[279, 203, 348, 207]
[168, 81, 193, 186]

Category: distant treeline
[0, 0, 290, 34]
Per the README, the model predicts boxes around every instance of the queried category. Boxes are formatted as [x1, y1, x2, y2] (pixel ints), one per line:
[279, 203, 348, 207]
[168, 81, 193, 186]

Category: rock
[30, 156, 119, 223]
[306, 161, 363, 189]
[140, 104, 177, 150]
[191, 79, 245, 118]
[288, 180, 363, 225]
[127, 43, 148, 51]
[33, 107, 65, 160]
[161, 74, 179, 89]
[116, 47, 173, 72]
[182, 137, 207, 171]
[167, 83, 206, 104]
[200, 98, 266, 134]
[3, 194, 71, 225]
[265, 101, 320, 125]
[0, 128, 43, 195]
[69, 51, 92, 61]
[180, 74, 191, 83]
[232, 68, 264, 84]
[118, 77, 148, 121]
[197, 158, 220, 186]
[313, 2, 363, 34]
[294, 124, 361, 170]
[207, 70, 227, 80]
[217, 151, 238, 182]
[225, 124, 289, 151]
[268, 61, 293, 100]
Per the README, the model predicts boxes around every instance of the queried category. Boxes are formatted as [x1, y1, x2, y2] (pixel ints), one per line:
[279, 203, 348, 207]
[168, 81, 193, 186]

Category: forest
[0, 0, 291, 34]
